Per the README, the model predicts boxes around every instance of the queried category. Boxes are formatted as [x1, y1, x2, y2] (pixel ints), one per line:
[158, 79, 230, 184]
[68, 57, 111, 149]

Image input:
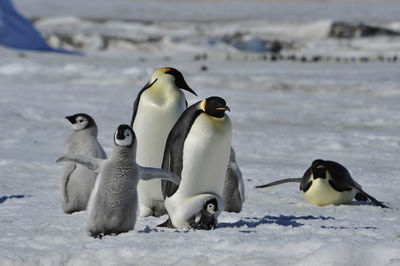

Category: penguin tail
[157, 218, 174, 228]
[354, 188, 389, 208]
[255, 178, 302, 189]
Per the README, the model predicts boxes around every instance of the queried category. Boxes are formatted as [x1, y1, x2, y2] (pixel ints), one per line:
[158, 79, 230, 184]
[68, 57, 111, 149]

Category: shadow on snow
[0, 194, 29, 204]
[217, 215, 334, 229]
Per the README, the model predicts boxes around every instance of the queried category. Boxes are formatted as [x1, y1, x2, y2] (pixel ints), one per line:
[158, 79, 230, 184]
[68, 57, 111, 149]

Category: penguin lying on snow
[255, 159, 388, 208]
[130, 67, 197, 218]
[160, 96, 232, 229]
[57, 125, 180, 238]
[60, 113, 106, 214]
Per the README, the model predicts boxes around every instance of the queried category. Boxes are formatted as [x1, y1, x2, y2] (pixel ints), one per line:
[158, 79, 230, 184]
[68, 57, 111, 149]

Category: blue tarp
[0, 0, 81, 54]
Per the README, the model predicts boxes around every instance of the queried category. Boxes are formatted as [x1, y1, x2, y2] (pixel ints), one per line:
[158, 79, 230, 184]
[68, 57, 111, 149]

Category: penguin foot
[139, 207, 154, 217]
[90, 232, 105, 239]
[190, 221, 216, 230]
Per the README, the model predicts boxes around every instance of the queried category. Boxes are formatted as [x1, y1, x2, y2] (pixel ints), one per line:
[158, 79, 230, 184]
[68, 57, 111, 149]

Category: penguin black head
[204, 198, 218, 214]
[114, 124, 136, 147]
[143, 67, 197, 96]
[311, 159, 327, 180]
[65, 113, 95, 131]
[200, 96, 230, 118]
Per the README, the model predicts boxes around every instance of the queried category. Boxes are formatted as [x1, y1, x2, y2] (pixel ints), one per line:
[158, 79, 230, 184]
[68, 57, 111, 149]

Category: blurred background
[2, 0, 400, 61]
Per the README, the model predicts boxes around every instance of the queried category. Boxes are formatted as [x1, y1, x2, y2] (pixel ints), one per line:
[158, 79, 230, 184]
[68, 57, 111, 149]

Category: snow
[1, 0, 400, 265]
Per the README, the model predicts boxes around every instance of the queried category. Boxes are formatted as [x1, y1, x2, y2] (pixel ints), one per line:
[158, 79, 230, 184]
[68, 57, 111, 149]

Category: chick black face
[204, 198, 219, 214]
[65, 113, 95, 131]
[201, 96, 230, 118]
[311, 159, 327, 180]
[114, 124, 136, 147]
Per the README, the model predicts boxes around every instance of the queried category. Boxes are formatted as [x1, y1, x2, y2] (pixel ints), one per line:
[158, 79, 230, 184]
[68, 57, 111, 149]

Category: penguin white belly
[177, 114, 232, 199]
[133, 91, 186, 213]
[302, 178, 356, 206]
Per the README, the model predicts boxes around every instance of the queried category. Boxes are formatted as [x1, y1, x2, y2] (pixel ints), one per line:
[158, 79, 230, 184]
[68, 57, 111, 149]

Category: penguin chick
[191, 198, 219, 230]
[223, 147, 245, 213]
[255, 159, 388, 208]
[130, 67, 197, 218]
[57, 125, 180, 238]
[160, 96, 232, 229]
[60, 113, 106, 214]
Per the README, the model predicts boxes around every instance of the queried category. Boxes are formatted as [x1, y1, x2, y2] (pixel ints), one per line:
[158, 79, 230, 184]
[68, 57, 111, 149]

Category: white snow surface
[1, 1, 400, 265]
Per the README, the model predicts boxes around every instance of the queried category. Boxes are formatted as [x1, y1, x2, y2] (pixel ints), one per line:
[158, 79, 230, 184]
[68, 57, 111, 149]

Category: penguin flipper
[60, 162, 76, 202]
[138, 166, 181, 184]
[355, 192, 368, 201]
[157, 218, 174, 228]
[130, 78, 158, 127]
[353, 186, 389, 208]
[255, 178, 303, 188]
[56, 154, 104, 173]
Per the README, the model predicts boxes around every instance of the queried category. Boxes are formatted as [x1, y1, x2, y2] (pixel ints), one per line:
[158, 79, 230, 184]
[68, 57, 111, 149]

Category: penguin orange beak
[161, 67, 171, 73]
[216, 106, 231, 112]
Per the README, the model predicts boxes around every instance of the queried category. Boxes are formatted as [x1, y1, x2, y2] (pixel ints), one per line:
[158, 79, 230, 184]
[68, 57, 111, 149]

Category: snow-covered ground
[1, 0, 400, 265]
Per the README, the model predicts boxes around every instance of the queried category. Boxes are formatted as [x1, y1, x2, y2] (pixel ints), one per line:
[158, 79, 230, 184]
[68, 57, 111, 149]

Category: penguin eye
[124, 129, 131, 137]
[79, 119, 84, 123]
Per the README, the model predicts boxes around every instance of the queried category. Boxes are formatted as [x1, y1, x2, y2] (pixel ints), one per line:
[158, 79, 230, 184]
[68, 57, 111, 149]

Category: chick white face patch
[115, 129, 133, 146]
[72, 116, 88, 131]
[206, 203, 216, 214]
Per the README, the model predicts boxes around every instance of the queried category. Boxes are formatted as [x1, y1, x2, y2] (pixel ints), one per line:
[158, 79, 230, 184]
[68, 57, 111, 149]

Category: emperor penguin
[255, 159, 388, 208]
[130, 67, 197, 217]
[223, 147, 245, 213]
[160, 96, 232, 229]
[56, 125, 180, 238]
[60, 113, 106, 214]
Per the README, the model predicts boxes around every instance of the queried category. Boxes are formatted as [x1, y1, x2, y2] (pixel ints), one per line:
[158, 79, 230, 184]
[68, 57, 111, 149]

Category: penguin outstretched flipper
[57, 154, 105, 173]
[352, 184, 389, 208]
[355, 192, 368, 201]
[138, 166, 180, 185]
[255, 178, 303, 188]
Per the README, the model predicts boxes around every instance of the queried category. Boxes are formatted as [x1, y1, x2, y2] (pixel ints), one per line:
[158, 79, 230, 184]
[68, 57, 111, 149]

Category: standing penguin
[130, 67, 197, 217]
[60, 113, 106, 214]
[56, 125, 180, 238]
[160, 96, 232, 229]
[223, 147, 245, 213]
[255, 159, 388, 208]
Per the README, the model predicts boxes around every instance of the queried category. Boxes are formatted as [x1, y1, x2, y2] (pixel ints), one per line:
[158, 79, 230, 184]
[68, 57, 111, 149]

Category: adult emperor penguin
[60, 113, 106, 214]
[255, 159, 388, 208]
[57, 125, 180, 238]
[130, 67, 197, 217]
[223, 147, 245, 213]
[160, 96, 232, 229]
